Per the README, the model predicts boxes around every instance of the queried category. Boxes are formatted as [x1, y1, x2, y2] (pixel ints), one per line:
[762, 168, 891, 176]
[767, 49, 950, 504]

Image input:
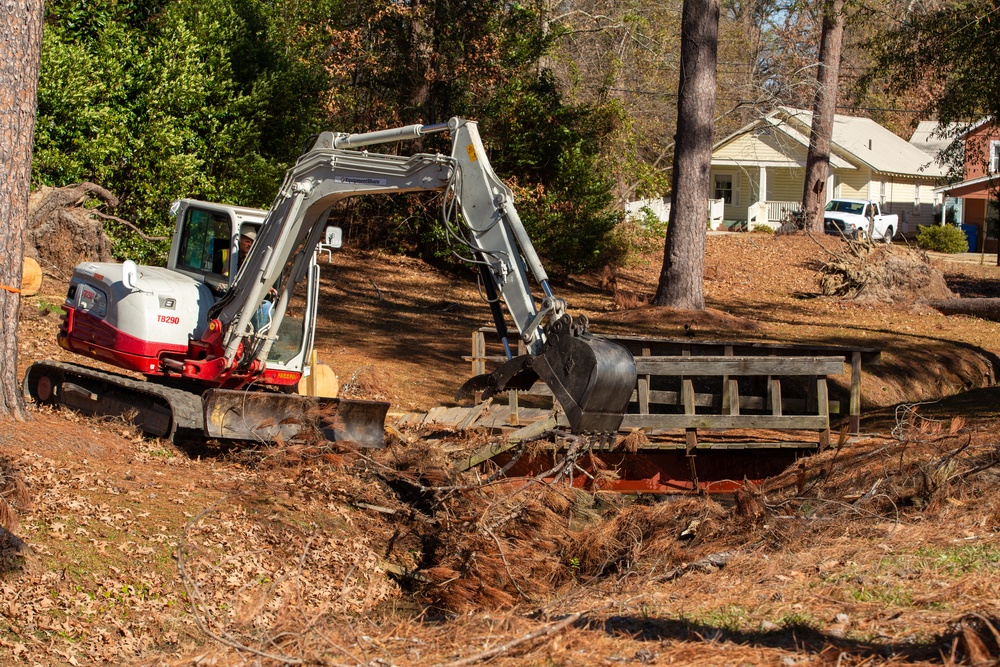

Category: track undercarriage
[23, 361, 390, 448]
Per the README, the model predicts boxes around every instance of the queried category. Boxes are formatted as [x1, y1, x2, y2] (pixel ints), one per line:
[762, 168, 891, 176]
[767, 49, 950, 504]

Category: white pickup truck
[823, 199, 898, 242]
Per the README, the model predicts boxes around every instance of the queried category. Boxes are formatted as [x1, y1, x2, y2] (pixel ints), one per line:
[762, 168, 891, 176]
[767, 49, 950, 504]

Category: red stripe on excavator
[261, 369, 302, 386]
[59, 307, 188, 374]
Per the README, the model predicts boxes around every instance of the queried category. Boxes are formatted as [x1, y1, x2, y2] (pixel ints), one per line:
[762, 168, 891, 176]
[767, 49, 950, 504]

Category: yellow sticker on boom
[466, 144, 477, 162]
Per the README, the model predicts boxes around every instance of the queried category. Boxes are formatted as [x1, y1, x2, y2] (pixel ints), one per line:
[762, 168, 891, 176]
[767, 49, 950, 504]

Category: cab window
[177, 208, 232, 277]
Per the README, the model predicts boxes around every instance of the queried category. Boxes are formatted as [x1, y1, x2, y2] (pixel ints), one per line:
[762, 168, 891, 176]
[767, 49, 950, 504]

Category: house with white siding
[710, 107, 947, 233]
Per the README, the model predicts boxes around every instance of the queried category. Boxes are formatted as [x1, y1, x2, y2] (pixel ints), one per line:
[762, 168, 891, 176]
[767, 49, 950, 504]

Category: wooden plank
[424, 406, 447, 423]
[472, 331, 486, 376]
[621, 414, 830, 430]
[457, 399, 492, 430]
[634, 440, 820, 451]
[509, 414, 558, 442]
[456, 414, 561, 471]
[638, 345, 651, 415]
[723, 345, 740, 416]
[770, 378, 782, 416]
[606, 333, 881, 363]
[850, 351, 862, 434]
[462, 354, 508, 363]
[632, 356, 845, 376]
[681, 346, 695, 418]
[817, 377, 830, 451]
[682, 380, 695, 414]
[627, 390, 838, 413]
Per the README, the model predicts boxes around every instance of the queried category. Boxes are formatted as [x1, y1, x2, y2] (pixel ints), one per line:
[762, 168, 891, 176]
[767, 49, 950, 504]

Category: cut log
[298, 357, 339, 398]
[20, 257, 41, 296]
[927, 298, 1000, 322]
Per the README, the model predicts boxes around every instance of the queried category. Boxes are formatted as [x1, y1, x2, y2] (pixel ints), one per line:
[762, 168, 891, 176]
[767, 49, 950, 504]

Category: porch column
[757, 166, 768, 226]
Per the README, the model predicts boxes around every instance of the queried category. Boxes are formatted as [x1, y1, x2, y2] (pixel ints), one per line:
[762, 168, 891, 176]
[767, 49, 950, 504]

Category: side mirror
[318, 226, 343, 263]
[323, 226, 343, 249]
[122, 260, 139, 290]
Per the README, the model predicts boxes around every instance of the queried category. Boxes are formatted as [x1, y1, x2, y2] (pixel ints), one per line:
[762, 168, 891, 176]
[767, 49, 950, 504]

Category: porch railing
[766, 200, 801, 224]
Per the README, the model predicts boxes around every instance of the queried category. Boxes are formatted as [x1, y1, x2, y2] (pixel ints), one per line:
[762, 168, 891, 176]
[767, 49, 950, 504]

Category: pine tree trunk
[801, 0, 845, 233]
[652, 0, 719, 309]
[0, 0, 44, 420]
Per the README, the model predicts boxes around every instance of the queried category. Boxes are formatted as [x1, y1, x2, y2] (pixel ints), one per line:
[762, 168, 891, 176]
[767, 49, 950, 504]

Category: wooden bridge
[395, 329, 880, 494]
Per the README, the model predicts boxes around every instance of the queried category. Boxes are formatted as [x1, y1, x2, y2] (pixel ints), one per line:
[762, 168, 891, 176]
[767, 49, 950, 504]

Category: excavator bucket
[203, 389, 390, 448]
[457, 316, 636, 434]
[532, 325, 636, 434]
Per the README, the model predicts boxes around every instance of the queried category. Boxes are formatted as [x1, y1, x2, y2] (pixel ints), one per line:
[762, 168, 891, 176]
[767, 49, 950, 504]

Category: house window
[914, 183, 921, 211]
[714, 174, 733, 204]
[991, 141, 1000, 173]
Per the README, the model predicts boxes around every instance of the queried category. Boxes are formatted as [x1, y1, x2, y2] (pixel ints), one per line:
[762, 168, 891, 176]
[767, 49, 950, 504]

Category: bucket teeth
[456, 355, 538, 401]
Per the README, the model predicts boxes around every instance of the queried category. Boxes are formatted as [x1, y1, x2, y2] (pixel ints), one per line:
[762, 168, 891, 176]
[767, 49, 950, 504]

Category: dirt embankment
[4, 233, 1000, 665]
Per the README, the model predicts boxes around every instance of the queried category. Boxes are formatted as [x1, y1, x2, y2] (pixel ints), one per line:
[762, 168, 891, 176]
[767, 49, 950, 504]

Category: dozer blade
[531, 321, 636, 434]
[203, 389, 390, 448]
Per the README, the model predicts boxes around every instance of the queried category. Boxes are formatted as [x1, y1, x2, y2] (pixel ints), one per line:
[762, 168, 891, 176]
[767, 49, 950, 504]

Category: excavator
[23, 117, 637, 447]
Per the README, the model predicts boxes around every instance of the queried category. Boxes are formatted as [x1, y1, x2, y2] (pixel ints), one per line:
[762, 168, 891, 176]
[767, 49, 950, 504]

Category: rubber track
[24, 361, 205, 440]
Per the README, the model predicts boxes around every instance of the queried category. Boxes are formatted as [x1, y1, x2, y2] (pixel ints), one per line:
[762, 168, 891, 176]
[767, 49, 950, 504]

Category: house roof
[714, 108, 947, 179]
[933, 173, 998, 197]
[712, 115, 854, 169]
[909, 121, 961, 160]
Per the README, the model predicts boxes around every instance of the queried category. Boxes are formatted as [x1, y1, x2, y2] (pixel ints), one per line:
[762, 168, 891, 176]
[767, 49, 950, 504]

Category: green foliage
[911, 543, 1000, 575]
[750, 224, 774, 234]
[35, 0, 331, 263]
[916, 225, 969, 254]
[693, 605, 750, 633]
[35, 0, 625, 273]
[610, 208, 668, 262]
[482, 72, 624, 273]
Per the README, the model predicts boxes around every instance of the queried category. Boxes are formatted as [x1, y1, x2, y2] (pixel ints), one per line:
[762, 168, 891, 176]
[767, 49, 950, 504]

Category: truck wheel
[883, 226, 894, 244]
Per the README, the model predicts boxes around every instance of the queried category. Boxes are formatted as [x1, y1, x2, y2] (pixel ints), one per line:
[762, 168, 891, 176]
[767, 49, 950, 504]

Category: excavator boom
[214, 117, 636, 434]
[29, 117, 636, 443]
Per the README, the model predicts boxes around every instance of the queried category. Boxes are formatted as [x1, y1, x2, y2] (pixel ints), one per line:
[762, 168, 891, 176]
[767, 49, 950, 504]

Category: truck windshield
[824, 201, 865, 215]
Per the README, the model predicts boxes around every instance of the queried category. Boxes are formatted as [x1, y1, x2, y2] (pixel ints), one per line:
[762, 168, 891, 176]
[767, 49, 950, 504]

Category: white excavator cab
[166, 199, 323, 382]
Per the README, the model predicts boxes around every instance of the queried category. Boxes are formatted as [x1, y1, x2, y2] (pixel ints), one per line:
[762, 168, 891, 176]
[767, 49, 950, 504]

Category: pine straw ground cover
[0, 401, 999, 666]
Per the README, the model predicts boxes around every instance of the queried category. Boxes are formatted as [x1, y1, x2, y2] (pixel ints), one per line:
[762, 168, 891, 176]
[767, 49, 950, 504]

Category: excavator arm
[206, 117, 635, 434]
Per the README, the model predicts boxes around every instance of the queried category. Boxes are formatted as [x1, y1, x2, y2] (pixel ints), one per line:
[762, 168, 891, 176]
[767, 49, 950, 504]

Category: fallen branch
[433, 612, 581, 667]
[29, 181, 118, 227]
[927, 298, 1000, 322]
[90, 210, 169, 242]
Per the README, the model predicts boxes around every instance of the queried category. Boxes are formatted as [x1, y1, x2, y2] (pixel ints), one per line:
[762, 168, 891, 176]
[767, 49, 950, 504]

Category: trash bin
[961, 223, 978, 251]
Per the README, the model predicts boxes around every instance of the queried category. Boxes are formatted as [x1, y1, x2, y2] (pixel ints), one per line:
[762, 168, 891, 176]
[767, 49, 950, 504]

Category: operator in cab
[238, 227, 257, 269]
[236, 225, 277, 334]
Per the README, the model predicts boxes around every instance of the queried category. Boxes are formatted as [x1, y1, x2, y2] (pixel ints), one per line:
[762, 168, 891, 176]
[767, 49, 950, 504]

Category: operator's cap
[241, 228, 257, 241]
